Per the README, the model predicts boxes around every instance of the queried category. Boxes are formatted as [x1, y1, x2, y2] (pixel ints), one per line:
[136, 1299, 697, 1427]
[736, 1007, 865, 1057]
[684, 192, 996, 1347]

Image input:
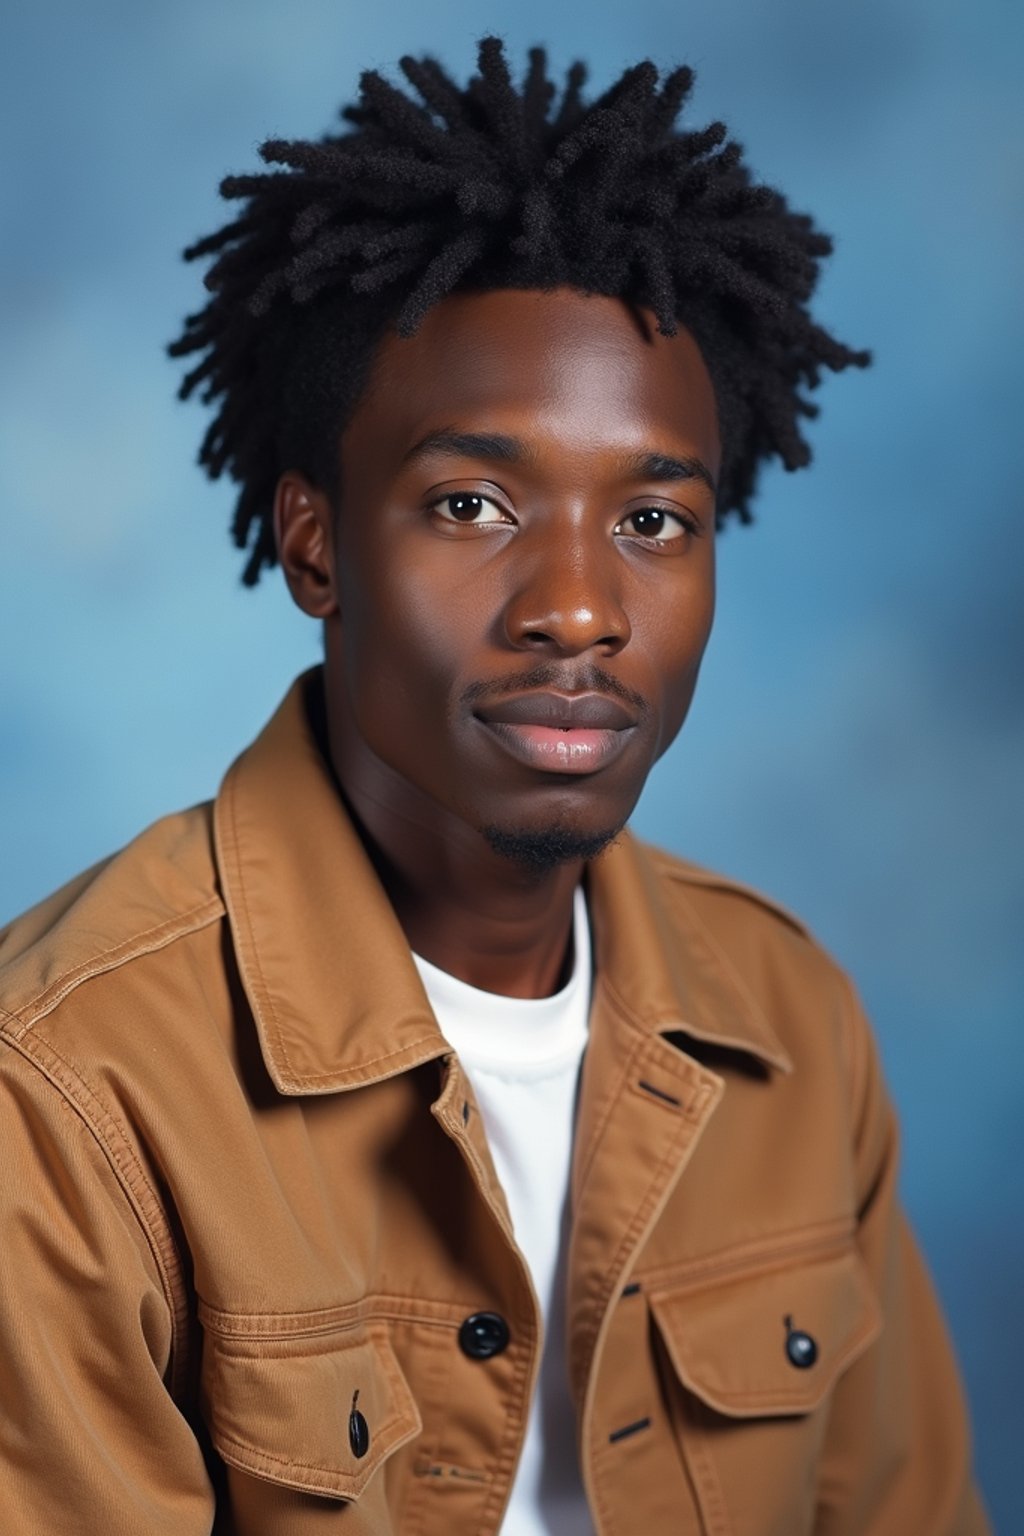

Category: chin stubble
[481, 822, 624, 876]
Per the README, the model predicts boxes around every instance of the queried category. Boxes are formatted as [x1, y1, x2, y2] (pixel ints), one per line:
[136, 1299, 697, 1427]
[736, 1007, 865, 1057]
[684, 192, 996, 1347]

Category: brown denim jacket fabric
[0, 672, 989, 1536]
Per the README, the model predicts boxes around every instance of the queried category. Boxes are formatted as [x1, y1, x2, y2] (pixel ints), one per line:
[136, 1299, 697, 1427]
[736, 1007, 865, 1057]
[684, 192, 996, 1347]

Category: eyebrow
[402, 430, 529, 468]
[402, 430, 717, 496]
[620, 450, 718, 498]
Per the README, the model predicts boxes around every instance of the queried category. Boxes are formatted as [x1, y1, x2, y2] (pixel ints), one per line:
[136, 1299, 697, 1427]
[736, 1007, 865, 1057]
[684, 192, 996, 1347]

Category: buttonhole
[415, 1461, 487, 1483]
[609, 1416, 651, 1444]
[621, 1282, 642, 1298]
[637, 1079, 681, 1108]
[462, 1100, 471, 1125]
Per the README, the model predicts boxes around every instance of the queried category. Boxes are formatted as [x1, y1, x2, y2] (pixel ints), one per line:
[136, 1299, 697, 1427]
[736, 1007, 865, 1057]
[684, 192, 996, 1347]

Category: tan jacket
[0, 672, 988, 1536]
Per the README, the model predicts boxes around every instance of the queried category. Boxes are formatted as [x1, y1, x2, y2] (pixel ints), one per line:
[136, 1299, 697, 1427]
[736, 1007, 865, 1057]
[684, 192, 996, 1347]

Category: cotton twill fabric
[0, 669, 990, 1535]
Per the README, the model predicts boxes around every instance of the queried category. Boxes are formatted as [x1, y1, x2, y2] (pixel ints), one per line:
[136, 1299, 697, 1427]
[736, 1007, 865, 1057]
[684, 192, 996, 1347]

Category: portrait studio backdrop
[2, 2, 1021, 1526]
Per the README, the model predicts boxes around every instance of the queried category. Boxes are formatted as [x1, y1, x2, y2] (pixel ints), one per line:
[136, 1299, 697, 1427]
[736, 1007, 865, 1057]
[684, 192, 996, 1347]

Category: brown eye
[447, 494, 485, 521]
[632, 509, 668, 537]
[615, 507, 689, 543]
[432, 492, 510, 526]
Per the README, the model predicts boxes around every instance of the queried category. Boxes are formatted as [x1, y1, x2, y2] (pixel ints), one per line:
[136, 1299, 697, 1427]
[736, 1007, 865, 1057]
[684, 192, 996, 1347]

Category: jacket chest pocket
[199, 1308, 422, 1527]
[648, 1244, 881, 1536]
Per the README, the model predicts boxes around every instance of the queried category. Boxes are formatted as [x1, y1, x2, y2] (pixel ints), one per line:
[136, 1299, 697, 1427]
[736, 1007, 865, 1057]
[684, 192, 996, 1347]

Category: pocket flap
[649, 1244, 882, 1418]
[200, 1315, 422, 1501]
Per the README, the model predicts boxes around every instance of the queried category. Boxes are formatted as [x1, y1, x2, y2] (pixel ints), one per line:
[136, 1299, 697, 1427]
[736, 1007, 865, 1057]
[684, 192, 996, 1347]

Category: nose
[501, 535, 631, 657]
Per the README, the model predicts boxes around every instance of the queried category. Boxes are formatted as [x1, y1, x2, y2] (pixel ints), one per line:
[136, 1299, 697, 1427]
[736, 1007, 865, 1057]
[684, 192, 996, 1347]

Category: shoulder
[631, 837, 868, 1075]
[0, 803, 224, 1041]
[641, 839, 812, 939]
[637, 838, 831, 983]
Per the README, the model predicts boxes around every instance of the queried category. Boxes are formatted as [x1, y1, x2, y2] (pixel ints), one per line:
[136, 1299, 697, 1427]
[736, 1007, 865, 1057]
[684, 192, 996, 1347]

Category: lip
[479, 721, 636, 775]
[474, 691, 638, 731]
[474, 697, 637, 777]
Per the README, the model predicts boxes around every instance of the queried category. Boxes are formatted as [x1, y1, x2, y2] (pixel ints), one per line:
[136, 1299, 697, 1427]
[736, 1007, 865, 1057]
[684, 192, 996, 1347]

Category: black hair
[170, 37, 869, 585]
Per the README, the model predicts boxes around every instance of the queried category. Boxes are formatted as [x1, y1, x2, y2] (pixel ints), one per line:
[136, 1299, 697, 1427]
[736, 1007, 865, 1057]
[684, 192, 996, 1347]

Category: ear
[273, 472, 338, 619]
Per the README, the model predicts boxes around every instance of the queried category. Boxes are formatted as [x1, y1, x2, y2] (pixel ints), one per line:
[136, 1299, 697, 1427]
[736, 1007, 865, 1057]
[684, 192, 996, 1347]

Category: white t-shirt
[412, 887, 596, 1536]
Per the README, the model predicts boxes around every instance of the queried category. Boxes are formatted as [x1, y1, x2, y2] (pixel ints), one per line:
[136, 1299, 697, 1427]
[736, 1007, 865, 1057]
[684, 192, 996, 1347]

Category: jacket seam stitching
[0, 1029, 189, 1402]
[2, 897, 223, 1037]
[572, 986, 647, 1196]
[655, 886, 793, 1068]
[649, 849, 809, 938]
[672, 1305, 881, 1411]
[449, 1122, 517, 1245]
[478, 1314, 535, 1532]
[597, 964, 785, 1079]
[219, 769, 299, 1081]
[683, 1398, 734, 1536]
[220, 762, 446, 1087]
[214, 1410, 409, 1481]
[264, 1033, 448, 1086]
[639, 1218, 857, 1293]
[199, 1296, 472, 1334]
[576, 1076, 697, 1394]
[599, 971, 673, 1039]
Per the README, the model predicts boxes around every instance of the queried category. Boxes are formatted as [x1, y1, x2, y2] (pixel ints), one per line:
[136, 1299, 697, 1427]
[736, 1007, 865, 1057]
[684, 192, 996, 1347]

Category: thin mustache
[461, 663, 649, 720]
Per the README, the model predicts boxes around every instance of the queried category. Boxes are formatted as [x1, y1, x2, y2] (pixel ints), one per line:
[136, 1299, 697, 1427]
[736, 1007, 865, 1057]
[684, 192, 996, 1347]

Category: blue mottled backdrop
[2, 1, 1021, 1526]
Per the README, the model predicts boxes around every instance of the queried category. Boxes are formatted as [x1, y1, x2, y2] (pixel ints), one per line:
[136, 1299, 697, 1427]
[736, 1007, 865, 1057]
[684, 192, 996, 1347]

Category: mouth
[473, 691, 640, 776]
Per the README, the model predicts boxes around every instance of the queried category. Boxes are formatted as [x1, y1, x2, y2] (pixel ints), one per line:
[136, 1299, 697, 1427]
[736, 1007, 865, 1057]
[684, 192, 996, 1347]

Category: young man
[0, 40, 989, 1535]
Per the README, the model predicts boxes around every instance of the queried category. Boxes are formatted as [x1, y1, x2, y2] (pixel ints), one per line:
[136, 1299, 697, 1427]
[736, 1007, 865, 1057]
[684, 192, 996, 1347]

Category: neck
[322, 697, 580, 1002]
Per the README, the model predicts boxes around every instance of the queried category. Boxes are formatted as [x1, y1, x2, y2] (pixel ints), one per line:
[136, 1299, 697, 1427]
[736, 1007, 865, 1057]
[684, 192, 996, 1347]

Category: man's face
[313, 287, 719, 865]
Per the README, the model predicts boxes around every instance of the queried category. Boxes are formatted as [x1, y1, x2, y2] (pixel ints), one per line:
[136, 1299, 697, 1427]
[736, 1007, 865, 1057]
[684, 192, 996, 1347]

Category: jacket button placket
[571, 1033, 724, 1536]
[429, 1059, 543, 1534]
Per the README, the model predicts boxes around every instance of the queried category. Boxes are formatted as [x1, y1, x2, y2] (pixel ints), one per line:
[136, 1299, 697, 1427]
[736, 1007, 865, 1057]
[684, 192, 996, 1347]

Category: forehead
[342, 287, 720, 472]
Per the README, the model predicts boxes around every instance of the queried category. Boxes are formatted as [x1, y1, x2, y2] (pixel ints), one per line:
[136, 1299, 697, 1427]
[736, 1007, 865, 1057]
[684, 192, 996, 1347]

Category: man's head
[275, 285, 719, 871]
[173, 40, 867, 874]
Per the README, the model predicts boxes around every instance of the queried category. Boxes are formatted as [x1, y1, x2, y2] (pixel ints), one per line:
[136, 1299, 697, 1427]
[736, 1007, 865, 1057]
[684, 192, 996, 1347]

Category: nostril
[505, 592, 631, 655]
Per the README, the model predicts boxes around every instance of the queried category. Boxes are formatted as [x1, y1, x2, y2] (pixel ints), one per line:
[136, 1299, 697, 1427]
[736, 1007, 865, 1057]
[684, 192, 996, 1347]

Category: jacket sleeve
[813, 973, 990, 1536]
[0, 1040, 216, 1535]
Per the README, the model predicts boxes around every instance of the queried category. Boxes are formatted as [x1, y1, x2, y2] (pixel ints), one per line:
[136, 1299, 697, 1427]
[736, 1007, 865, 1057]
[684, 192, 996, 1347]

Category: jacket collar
[214, 670, 791, 1096]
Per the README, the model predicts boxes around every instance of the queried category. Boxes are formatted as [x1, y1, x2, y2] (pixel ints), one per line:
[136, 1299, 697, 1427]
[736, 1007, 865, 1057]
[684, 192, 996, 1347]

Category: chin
[481, 820, 625, 876]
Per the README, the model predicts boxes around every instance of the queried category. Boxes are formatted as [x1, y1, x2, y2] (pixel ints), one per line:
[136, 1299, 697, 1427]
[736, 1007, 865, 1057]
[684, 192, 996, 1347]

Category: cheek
[638, 570, 716, 750]
[337, 541, 479, 726]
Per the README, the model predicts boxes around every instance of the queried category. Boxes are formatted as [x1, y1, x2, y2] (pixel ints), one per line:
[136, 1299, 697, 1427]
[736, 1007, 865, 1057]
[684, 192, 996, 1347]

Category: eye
[615, 506, 694, 543]
[431, 492, 511, 526]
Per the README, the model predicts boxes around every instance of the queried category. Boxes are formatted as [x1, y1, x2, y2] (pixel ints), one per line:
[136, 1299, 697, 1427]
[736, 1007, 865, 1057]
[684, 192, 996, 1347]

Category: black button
[459, 1311, 510, 1360]
[349, 1393, 370, 1458]
[785, 1328, 818, 1369]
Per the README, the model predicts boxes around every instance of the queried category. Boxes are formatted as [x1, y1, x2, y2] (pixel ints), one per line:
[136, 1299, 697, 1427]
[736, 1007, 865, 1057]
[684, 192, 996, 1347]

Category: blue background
[2, 2, 1021, 1526]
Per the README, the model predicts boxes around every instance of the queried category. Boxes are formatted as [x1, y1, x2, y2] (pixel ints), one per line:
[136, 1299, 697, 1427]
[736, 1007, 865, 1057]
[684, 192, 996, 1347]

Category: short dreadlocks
[171, 37, 869, 585]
